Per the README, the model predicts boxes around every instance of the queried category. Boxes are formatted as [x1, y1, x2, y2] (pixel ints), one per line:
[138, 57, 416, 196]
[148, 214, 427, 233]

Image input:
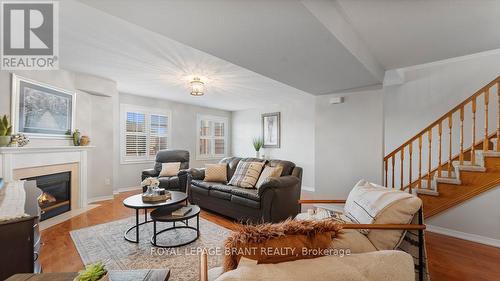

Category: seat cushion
[209, 190, 232, 201]
[229, 161, 265, 188]
[192, 180, 216, 190]
[230, 187, 260, 201]
[168, 176, 179, 189]
[231, 195, 260, 209]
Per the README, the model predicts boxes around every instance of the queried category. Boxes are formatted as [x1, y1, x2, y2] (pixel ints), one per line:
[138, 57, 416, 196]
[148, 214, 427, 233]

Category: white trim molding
[301, 185, 315, 192]
[427, 224, 500, 248]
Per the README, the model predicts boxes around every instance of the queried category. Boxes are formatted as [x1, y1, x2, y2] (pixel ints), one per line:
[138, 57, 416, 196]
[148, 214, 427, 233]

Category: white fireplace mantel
[0, 146, 94, 208]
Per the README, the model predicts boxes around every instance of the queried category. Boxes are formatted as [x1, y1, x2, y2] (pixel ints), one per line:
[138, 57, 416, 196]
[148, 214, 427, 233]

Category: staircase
[384, 76, 500, 218]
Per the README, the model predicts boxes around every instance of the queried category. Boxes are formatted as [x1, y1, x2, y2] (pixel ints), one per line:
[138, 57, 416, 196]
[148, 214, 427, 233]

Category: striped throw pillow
[229, 161, 265, 188]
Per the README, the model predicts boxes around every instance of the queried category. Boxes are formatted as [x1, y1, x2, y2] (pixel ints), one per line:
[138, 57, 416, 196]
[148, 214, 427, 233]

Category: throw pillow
[159, 162, 181, 177]
[255, 165, 283, 189]
[223, 219, 342, 272]
[228, 161, 265, 188]
[204, 164, 228, 182]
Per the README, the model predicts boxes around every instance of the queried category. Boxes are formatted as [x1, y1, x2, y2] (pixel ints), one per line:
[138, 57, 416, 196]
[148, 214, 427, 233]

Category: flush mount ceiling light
[190, 77, 205, 96]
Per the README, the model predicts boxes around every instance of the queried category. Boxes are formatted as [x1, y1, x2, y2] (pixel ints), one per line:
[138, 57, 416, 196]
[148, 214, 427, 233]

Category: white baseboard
[87, 195, 115, 204]
[301, 186, 315, 192]
[115, 186, 141, 194]
[427, 224, 500, 248]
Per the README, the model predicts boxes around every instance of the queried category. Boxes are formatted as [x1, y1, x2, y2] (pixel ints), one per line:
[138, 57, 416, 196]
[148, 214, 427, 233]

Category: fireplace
[24, 172, 71, 221]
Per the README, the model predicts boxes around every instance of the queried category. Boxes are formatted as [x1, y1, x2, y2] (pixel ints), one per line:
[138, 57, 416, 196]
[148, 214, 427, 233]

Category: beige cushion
[332, 229, 377, 253]
[344, 180, 422, 250]
[204, 164, 227, 182]
[213, 250, 415, 281]
[229, 161, 265, 188]
[159, 162, 180, 177]
[255, 165, 283, 188]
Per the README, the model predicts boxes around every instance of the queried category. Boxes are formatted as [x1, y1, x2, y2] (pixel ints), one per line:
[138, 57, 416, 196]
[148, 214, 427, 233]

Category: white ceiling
[60, 0, 500, 111]
[77, 0, 381, 95]
[337, 0, 500, 69]
[59, 0, 312, 111]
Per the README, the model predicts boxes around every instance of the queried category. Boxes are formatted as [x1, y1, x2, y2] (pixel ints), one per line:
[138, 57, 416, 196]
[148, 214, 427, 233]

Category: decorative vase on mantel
[0, 136, 11, 147]
[256, 150, 260, 158]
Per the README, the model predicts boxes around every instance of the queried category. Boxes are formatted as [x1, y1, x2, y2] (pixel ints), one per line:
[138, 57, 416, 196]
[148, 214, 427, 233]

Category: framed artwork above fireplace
[11, 74, 75, 139]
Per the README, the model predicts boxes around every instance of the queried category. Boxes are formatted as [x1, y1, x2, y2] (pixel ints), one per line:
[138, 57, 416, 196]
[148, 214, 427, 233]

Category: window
[197, 114, 228, 159]
[121, 104, 171, 163]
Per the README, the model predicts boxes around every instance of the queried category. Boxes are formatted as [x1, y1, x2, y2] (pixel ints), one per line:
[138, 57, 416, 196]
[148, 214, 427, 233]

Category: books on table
[172, 206, 192, 216]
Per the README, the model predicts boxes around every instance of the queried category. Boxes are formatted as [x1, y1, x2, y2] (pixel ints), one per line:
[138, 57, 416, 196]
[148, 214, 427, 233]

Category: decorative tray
[142, 193, 171, 202]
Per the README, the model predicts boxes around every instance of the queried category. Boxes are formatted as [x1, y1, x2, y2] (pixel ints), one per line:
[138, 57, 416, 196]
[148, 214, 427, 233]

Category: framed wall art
[262, 112, 280, 148]
[11, 74, 75, 138]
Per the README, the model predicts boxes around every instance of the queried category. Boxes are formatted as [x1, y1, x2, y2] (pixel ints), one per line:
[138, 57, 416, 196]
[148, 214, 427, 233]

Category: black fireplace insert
[23, 172, 71, 221]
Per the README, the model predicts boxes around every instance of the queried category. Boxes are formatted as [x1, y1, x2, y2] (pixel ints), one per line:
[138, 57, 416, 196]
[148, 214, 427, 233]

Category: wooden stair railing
[384, 76, 500, 193]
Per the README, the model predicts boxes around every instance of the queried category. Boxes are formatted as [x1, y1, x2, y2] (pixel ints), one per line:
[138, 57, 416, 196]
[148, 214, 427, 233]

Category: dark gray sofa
[141, 149, 189, 192]
[179, 157, 302, 223]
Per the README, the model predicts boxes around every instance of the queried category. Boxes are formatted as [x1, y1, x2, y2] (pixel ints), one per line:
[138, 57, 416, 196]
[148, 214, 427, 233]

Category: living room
[0, 1, 499, 281]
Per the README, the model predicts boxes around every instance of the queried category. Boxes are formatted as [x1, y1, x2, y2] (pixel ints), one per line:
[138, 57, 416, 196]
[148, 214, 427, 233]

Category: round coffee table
[123, 191, 188, 243]
[150, 204, 201, 248]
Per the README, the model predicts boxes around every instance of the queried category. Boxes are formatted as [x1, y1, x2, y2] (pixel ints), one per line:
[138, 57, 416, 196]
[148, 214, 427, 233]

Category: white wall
[383, 52, 500, 244]
[117, 93, 232, 189]
[0, 70, 117, 201]
[231, 93, 316, 189]
[315, 89, 384, 198]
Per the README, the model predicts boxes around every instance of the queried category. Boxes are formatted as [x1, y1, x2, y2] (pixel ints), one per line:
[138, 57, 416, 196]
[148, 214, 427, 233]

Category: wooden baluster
[496, 82, 500, 151]
[460, 107, 464, 165]
[391, 156, 395, 188]
[471, 97, 477, 165]
[408, 142, 413, 193]
[384, 160, 388, 186]
[438, 121, 442, 177]
[418, 135, 422, 189]
[448, 114, 453, 177]
[427, 129, 432, 189]
[484, 90, 490, 151]
[400, 147, 404, 190]
[497, 82, 500, 151]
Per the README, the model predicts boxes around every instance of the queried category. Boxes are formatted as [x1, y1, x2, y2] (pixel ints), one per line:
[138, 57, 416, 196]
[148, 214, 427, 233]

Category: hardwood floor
[40, 190, 500, 281]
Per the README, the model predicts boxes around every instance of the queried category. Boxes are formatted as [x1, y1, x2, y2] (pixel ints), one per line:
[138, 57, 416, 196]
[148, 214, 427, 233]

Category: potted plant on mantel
[252, 137, 263, 158]
[0, 115, 12, 147]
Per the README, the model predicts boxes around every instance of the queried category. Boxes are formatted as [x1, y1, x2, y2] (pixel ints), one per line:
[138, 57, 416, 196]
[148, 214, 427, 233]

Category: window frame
[120, 104, 172, 164]
[196, 114, 229, 160]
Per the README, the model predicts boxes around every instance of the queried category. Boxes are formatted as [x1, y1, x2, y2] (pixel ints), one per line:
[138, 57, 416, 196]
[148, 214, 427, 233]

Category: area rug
[70, 216, 231, 281]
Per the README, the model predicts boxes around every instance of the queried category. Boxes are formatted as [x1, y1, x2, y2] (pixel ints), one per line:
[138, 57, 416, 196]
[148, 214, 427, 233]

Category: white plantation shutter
[149, 114, 168, 157]
[197, 115, 228, 159]
[125, 112, 147, 157]
[121, 105, 171, 163]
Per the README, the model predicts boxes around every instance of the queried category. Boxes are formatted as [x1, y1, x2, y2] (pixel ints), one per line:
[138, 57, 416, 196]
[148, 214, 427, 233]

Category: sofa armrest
[142, 168, 159, 179]
[258, 176, 300, 196]
[187, 167, 206, 180]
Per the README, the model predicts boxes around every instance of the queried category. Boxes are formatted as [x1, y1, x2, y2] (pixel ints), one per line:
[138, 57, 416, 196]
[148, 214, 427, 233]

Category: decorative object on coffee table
[122, 191, 188, 243]
[150, 205, 200, 248]
[141, 177, 160, 196]
[0, 115, 12, 147]
[262, 112, 280, 148]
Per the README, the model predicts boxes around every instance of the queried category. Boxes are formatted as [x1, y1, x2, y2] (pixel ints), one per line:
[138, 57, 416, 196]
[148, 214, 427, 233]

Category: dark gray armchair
[141, 149, 190, 192]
